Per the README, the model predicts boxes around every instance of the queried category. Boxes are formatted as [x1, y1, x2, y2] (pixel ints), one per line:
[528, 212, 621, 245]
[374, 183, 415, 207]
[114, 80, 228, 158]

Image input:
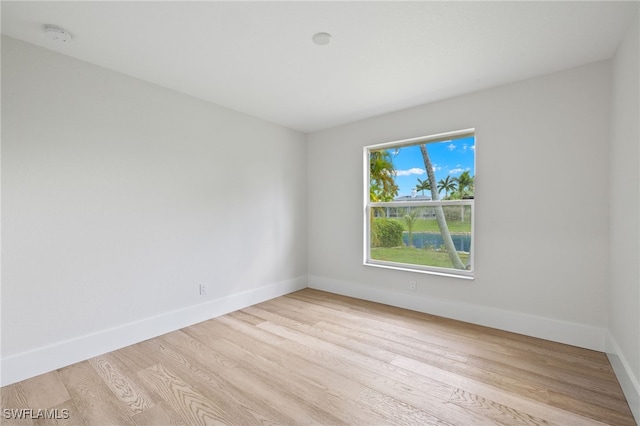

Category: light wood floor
[1, 288, 635, 425]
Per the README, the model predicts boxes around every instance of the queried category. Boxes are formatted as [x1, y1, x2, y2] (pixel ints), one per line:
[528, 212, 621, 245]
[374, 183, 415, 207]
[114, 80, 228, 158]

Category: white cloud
[395, 168, 425, 176]
[447, 143, 456, 151]
[470, 145, 475, 151]
[449, 167, 470, 175]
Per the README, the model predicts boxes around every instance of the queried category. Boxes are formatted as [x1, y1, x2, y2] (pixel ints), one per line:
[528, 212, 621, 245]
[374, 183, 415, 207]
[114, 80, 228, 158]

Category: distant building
[394, 194, 431, 201]
[372, 192, 435, 218]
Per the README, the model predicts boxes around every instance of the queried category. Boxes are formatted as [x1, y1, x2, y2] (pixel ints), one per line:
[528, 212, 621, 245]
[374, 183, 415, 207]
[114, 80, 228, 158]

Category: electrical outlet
[409, 280, 417, 291]
[199, 284, 208, 295]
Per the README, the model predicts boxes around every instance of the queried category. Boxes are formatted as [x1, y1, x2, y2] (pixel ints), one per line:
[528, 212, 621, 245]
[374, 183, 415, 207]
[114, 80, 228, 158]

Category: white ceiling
[2, 1, 637, 133]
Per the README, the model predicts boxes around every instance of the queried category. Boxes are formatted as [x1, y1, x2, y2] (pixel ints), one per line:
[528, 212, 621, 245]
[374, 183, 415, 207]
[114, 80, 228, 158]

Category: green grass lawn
[371, 246, 470, 269]
[388, 218, 471, 233]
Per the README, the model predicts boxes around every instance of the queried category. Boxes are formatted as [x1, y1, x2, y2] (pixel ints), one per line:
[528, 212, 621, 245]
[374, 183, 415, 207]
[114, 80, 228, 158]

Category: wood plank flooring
[1, 289, 636, 425]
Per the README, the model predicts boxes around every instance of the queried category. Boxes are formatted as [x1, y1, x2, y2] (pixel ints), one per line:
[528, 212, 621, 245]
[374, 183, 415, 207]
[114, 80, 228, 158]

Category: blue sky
[389, 135, 475, 197]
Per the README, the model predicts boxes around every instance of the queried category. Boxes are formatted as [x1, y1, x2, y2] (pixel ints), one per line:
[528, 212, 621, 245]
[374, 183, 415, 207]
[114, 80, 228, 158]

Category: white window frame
[363, 129, 475, 279]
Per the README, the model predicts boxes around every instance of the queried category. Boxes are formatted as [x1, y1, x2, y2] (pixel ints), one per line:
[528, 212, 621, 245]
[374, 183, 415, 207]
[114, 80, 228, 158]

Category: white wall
[308, 60, 612, 350]
[1, 36, 307, 385]
[608, 10, 640, 421]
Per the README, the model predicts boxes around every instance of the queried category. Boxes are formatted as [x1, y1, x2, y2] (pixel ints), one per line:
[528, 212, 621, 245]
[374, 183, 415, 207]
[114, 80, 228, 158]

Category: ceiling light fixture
[312, 32, 332, 46]
[44, 24, 73, 43]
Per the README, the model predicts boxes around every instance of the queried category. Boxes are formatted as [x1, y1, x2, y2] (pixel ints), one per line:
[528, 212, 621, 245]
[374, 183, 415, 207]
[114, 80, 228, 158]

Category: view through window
[364, 129, 475, 277]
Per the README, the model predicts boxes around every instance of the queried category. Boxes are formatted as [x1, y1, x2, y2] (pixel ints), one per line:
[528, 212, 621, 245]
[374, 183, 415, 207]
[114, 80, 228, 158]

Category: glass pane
[370, 204, 472, 271]
[369, 135, 475, 203]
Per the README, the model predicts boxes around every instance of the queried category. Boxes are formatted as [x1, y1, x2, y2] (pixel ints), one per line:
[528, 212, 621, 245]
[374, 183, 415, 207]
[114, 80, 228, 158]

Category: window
[364, 129, 475, 278]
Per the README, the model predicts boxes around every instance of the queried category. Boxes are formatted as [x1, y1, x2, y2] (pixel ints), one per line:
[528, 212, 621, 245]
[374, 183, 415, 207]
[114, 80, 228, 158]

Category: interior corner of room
[1, 2, 638, 423]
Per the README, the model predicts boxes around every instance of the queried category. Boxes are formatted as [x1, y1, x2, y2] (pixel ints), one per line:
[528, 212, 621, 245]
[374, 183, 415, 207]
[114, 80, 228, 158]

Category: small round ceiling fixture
[312, 32, 332, 46]
[44, 24, 73, 43]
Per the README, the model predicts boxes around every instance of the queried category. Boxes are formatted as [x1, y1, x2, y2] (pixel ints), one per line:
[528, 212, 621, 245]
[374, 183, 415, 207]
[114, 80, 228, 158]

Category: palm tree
[437, 176, 457, 199]
[456, 171, 474, 198]
[454, 171, 474, 221]
[403, 208, 421, 247]
[415, 178, 430, 196]
[369, 150, 398, 202]
[420, 144, 466, 270]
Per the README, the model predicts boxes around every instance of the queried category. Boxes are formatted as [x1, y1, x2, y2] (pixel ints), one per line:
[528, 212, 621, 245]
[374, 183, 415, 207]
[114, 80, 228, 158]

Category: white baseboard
[606, 333, 640, 423]
[308, 275, 607, 352]
[1, 276, 307, 387]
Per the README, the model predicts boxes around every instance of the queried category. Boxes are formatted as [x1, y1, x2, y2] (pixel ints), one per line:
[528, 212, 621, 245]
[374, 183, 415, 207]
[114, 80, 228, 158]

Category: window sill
[364, 260, 474, 280]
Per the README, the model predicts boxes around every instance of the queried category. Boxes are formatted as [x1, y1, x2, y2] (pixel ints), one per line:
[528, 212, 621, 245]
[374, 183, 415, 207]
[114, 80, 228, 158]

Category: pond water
[403, 232, 471, 252]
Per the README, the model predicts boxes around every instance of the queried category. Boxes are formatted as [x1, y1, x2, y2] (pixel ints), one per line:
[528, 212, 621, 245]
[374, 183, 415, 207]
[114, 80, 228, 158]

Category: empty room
[1, 1, 638, 425]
